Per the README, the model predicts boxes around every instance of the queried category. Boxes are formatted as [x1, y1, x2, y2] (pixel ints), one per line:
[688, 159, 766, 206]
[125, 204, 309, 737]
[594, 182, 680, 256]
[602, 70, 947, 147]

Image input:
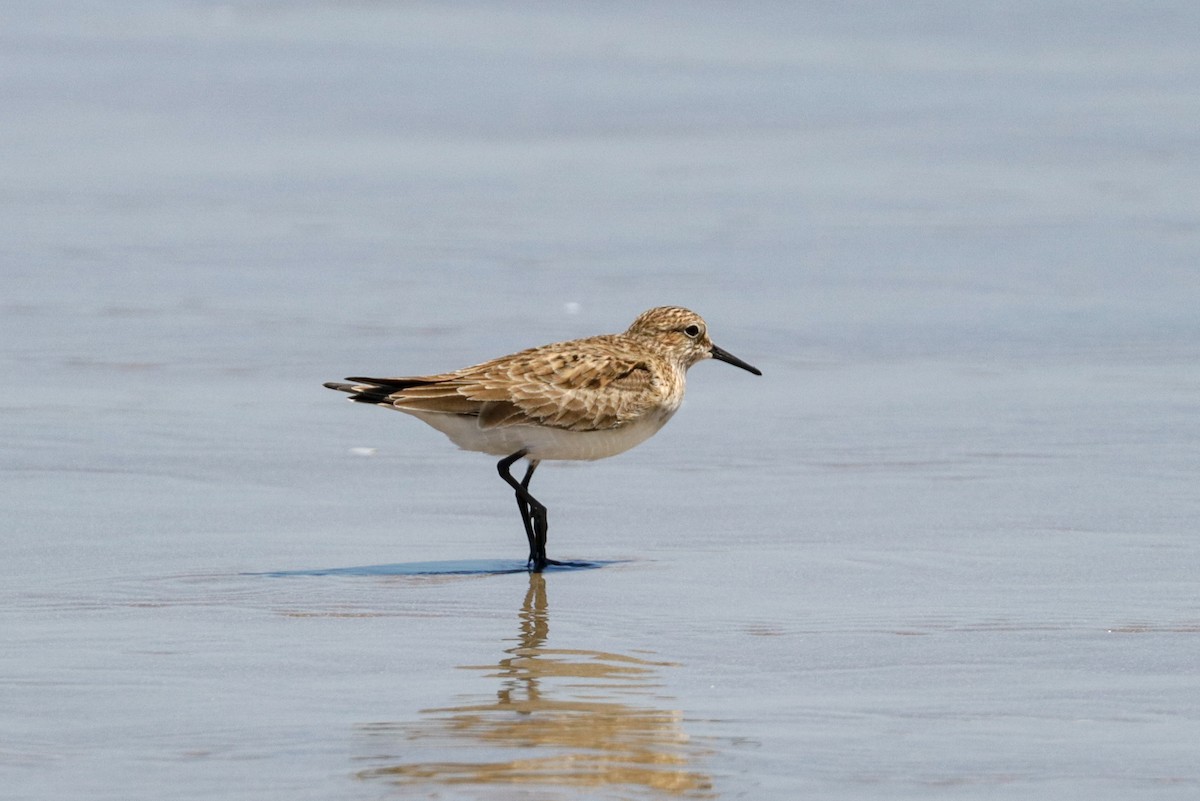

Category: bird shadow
[248, 559, 622, 578]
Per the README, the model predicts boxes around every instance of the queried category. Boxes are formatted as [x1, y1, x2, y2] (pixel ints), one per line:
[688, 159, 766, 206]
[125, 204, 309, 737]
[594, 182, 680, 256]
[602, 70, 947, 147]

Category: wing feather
[339, 336, 665, 431]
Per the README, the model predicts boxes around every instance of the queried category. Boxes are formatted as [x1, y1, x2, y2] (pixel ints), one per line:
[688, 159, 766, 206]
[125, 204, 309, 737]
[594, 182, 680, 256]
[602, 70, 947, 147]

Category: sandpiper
[324, 306, 761, 570]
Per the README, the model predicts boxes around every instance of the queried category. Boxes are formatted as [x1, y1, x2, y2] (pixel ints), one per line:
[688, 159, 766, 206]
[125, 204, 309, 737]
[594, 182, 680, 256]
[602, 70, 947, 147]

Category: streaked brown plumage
[325, 306, 761, 570]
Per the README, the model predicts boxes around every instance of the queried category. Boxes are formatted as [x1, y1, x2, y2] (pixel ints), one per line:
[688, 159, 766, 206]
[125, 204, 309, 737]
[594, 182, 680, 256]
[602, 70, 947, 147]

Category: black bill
[710, 344, 762, 376]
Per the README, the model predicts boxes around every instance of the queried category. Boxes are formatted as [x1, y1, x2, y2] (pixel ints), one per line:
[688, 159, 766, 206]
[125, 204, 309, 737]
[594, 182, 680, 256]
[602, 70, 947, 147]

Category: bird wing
[349, 337, 660, 431]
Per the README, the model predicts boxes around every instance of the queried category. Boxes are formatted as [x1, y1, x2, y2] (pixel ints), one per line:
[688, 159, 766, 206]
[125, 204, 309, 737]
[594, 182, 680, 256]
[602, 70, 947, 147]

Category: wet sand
[3, 2, 1200, 799]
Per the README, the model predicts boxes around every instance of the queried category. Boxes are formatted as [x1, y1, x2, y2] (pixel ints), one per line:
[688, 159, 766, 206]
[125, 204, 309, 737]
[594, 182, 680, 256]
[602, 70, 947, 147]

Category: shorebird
[324, 306, 761, 570]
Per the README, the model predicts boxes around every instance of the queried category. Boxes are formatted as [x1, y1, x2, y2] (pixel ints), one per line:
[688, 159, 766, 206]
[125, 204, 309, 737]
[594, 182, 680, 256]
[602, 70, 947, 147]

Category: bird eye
[683, 324, 701, 338]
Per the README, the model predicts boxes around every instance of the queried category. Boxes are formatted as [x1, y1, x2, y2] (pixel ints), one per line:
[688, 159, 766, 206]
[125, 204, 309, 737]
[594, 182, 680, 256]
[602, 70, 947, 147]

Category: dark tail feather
[344, 376, 435, 389]
[324, 380, 399, 405]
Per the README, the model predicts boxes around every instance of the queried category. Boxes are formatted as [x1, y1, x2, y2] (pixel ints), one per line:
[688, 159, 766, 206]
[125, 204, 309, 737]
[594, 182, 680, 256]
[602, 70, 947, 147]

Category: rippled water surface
[3, 2, 1199, 799]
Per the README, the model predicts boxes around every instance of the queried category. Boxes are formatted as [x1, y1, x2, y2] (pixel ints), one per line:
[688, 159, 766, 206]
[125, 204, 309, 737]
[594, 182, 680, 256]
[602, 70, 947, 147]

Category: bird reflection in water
[355, 573, 713, 797]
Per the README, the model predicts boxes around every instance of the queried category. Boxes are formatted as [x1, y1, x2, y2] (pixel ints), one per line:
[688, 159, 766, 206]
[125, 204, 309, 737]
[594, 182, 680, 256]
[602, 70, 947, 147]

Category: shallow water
[3, 2, 1200, 799]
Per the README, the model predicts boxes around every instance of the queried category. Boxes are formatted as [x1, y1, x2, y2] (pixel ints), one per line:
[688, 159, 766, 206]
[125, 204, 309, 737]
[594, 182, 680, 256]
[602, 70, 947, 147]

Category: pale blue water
[3, 2, 1199, 799]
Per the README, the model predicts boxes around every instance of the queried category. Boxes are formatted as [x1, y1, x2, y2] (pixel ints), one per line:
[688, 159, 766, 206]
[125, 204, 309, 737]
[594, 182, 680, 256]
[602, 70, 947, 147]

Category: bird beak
[710, 344, 762, 375]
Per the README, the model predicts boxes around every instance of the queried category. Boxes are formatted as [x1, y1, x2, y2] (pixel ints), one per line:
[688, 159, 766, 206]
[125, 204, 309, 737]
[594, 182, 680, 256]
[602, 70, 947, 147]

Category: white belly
[402, 409, 675, 461]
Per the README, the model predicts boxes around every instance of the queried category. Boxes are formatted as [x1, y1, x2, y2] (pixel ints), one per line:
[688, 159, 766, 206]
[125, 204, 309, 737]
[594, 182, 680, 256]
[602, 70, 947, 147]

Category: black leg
[497, 452, 533, 559]
[497, 451, 552, 571]
[516, 455, 540, 563]
[516, 460, 539, 563]
[521, 463, 562, 570]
